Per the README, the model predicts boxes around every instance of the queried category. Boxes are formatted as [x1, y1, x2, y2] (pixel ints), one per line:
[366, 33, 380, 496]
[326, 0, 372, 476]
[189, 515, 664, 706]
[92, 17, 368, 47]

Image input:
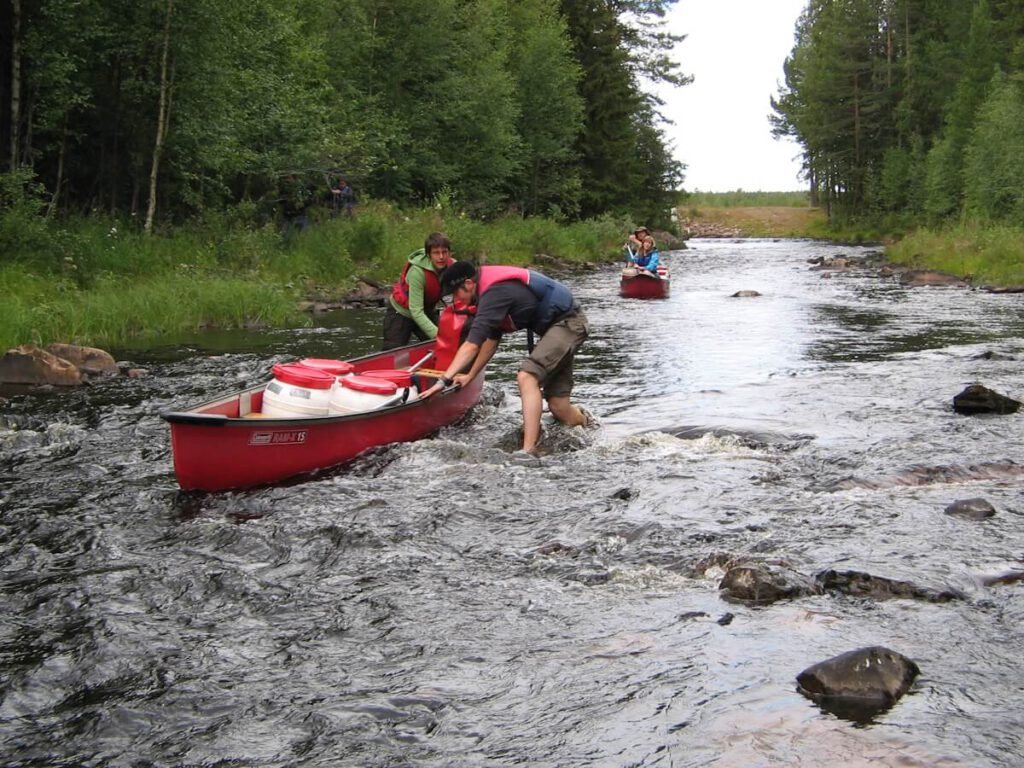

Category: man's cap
[440, 261, 478, 294]
[634, 225, 649, 235]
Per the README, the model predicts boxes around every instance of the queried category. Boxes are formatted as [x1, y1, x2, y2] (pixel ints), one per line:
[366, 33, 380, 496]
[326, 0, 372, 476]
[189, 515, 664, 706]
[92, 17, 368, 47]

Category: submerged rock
[944, 497, 997, 520]
[816, 569, 964, 603]
[897, 269, 968, 288]
[797, 646, 920, 723]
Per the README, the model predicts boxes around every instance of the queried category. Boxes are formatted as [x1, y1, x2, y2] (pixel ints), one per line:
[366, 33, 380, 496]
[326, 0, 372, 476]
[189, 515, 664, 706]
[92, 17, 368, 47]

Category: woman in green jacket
[382, 232, 455, 350]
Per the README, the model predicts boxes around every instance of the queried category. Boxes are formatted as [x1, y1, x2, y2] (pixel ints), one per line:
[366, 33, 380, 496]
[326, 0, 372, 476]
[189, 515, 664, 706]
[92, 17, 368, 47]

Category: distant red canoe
[162, 341, 482, 492]
[620, 267, 670, 299]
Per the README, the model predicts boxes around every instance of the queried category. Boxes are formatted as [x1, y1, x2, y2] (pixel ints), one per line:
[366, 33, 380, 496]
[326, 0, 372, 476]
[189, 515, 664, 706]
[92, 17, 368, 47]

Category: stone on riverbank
[0, 344, 123, 387]
[0, 345, 83, 386]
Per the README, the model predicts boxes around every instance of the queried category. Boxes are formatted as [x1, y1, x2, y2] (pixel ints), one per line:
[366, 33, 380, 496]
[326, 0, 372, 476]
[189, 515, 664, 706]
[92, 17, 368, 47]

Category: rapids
[2, 238, 1023, 767]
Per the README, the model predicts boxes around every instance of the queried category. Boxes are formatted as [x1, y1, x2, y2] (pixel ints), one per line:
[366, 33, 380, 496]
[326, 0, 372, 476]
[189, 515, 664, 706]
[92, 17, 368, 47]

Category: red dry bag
[434, 302, 475, 369]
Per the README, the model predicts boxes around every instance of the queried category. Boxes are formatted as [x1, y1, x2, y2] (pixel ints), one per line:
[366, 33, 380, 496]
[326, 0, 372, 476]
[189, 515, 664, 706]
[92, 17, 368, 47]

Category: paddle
[406, 350, 435, 373]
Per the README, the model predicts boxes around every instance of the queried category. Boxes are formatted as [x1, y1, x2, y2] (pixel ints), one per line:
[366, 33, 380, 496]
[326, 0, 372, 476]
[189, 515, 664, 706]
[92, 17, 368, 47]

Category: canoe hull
[162, 342, 482, 492]
[620, 270, 670, 299]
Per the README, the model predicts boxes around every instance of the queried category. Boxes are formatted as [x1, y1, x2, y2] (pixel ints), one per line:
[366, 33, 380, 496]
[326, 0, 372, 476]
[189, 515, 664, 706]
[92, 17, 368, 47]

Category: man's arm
[453, 337, 498, 387]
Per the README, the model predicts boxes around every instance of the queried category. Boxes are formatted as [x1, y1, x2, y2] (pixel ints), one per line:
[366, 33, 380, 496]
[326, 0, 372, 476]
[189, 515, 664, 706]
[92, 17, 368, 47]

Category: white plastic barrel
[328, 374, 405, 415]
[362, 369, 419, 403]
[262, 363, 334, 418]
[297, 358, 355, 378]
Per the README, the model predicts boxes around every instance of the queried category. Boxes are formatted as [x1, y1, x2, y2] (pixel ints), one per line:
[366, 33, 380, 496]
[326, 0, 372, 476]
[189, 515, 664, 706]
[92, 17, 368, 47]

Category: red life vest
[391, 255, 453, 310]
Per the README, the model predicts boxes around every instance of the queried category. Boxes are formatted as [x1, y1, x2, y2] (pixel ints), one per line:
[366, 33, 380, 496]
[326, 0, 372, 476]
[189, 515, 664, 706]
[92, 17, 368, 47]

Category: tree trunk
[47, 118, 68, 217]
[145, 0, 174, 235]
[9, 0, 22, 171]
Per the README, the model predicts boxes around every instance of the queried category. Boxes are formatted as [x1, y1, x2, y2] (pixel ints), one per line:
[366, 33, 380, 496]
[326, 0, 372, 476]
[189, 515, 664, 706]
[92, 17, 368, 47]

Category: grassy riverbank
[678, 191, 833, 239]
[678, 192, 1024, 286]
[0, 202, 630, 351]
[886, 224, 1024, 287]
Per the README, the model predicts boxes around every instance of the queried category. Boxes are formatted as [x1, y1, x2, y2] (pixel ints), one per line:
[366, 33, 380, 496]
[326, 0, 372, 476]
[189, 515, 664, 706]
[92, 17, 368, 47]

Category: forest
[771, 0, 1024, 227]
[1, 0, 687, 230]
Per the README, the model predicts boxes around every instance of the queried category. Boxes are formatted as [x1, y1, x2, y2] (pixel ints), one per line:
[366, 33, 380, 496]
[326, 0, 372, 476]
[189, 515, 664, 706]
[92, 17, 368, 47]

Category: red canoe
[620, 266, 670, 299]
[162, 341, 483, 491]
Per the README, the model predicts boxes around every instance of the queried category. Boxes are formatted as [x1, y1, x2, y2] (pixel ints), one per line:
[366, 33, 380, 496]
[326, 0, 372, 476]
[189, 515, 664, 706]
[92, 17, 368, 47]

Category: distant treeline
[682, 191, 811, 208]
[0, 0, 689, 231]
[772, 0, 1024, 226]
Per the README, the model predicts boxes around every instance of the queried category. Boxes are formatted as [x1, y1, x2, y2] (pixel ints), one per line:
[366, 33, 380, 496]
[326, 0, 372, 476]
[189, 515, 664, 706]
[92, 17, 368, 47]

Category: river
[2, 238, 1023, 767]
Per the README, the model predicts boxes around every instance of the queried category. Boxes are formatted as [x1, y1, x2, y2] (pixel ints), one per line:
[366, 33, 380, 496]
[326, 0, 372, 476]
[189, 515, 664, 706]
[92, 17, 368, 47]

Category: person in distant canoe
[382, 232, 455, 350]
[626, 226, 660, 274]
[420, 261, 593, 454]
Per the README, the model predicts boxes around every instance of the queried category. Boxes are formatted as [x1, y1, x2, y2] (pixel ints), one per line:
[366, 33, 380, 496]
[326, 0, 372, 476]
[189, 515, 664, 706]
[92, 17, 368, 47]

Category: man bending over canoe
[420, 262, 593, 454]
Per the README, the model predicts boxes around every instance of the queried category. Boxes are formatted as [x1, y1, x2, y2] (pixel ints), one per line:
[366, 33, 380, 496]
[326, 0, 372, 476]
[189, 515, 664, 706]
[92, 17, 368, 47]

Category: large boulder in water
[953, 384, 1020, 415]
[46, 343, 117, 377]
[0, 345, 82, 386]
[719, 563, 819, 605]
[797, 646, 920, 722]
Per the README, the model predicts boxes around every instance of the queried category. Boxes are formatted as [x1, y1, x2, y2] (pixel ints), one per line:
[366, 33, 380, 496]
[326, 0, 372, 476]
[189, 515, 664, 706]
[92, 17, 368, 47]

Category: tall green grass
[1, 199, 631, 351]
[0, 266, 299, 351]
[887, 223, 1024, 285]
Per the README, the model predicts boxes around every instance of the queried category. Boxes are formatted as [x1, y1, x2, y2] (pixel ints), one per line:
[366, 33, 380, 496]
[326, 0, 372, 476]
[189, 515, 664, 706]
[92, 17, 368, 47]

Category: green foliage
[6, 0, 685, 226]
[963, 72, 1024, 224]
[0, 201, 626, 349]
[0, 266, 299, 351]
[887, 223, 1024, 285]
[772, 0, 1024, 224]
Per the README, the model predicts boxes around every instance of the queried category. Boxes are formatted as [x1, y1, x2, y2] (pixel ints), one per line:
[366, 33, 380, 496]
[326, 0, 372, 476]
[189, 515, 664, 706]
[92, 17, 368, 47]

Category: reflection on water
[2, 238, 1023, 767]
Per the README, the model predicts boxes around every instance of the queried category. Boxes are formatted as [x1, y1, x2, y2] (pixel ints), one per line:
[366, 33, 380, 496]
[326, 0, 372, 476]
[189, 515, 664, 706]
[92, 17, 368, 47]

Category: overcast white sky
[657, 0, 807, 192]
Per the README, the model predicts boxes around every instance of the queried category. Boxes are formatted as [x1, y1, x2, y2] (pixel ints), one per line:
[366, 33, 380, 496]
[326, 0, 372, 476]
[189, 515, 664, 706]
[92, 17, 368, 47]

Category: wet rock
[46, 343, 117, 377]
[982, 570, 1024, 587]
[898, 269, 968, 288]
[953, 384, 1020, 415]
[0, 345, 82, 386]
[719, 563, 819, 605]
[829, 459, 1024, 490]
[663, 424, 813, 449]
[981, 285, 1024, 294]
[611, 487, 635, 500]
[731, 290, 761, 298]
[796, 646, 920, 722]
[815, 569, 964, 602]
[944, 497, 996, 520]
[973, 349, 1015, 361]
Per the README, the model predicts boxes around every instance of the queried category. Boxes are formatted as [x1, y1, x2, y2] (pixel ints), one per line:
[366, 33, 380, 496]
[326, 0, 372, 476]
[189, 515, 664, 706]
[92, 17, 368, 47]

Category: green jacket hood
[406, 248, 444, 273]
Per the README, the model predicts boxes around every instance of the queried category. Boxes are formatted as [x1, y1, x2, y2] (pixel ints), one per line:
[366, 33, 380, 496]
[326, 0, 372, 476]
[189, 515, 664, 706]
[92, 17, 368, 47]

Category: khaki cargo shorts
[519, 310, 590, 399]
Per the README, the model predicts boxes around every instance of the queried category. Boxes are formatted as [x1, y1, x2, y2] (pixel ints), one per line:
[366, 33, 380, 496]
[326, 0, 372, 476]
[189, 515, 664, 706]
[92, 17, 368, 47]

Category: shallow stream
[2, 238, 1023, 766]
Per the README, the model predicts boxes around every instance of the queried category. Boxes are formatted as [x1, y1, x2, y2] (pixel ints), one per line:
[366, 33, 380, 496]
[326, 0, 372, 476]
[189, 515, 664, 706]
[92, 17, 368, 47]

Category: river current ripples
[2, 238, 1023, 767]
